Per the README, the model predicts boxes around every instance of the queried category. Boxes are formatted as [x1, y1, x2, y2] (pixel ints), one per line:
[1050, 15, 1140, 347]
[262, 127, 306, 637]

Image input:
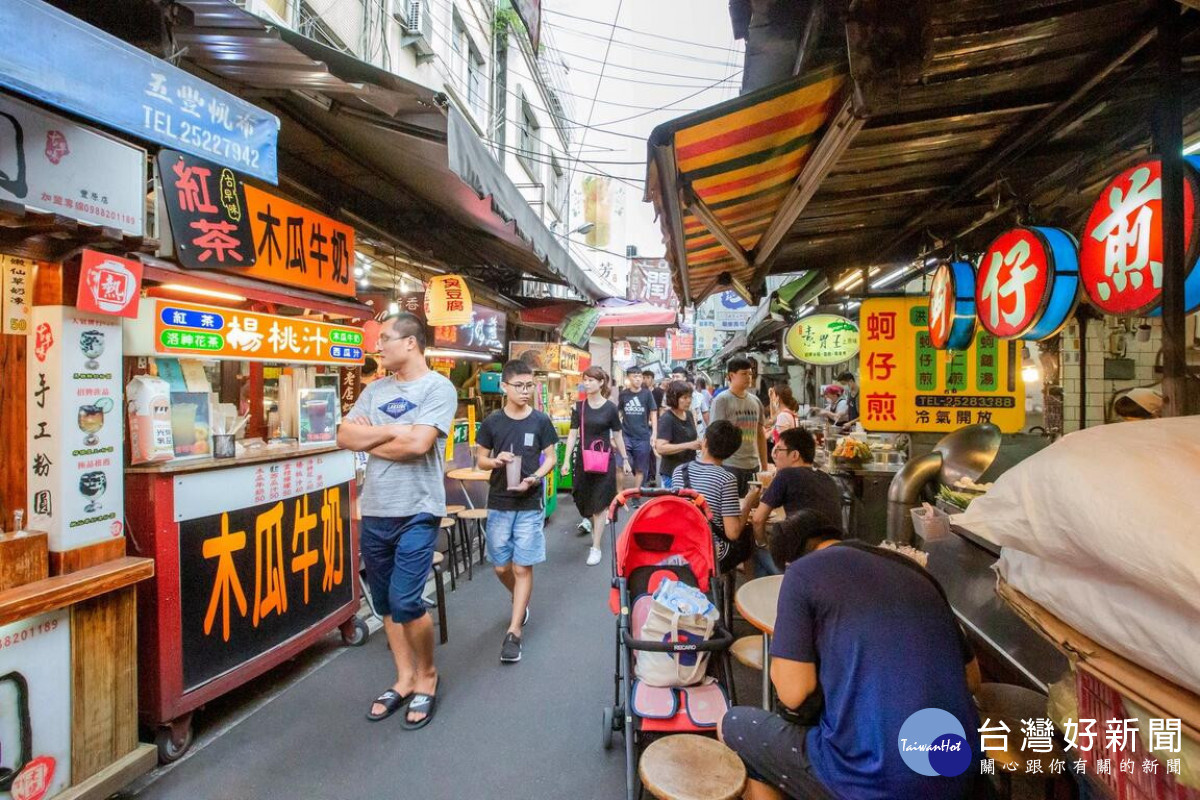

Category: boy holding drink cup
[476, 360, 560, 663]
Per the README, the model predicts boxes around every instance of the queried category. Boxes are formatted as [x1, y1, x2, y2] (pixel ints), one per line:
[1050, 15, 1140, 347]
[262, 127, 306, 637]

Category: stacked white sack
[956, 416, 1200, 693]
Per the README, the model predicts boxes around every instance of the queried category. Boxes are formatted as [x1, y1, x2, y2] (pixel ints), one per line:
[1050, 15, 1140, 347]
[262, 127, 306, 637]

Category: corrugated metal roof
[648, 0, 1200, 301]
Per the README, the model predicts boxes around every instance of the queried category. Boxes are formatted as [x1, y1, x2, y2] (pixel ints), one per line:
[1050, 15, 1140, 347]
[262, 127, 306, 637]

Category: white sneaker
[586, 547, 603, 566]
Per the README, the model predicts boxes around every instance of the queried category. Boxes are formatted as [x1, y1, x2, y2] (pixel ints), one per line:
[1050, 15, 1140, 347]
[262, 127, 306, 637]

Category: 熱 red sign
[76, 250, 143, 318]
[1079, 158, 1199, 316]
[976, 228, 1051, 338]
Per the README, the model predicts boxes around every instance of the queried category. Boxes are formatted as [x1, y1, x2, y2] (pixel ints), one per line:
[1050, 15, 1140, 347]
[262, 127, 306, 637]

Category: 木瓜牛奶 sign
[859, 297, 1024, 434]
[142, 300, 365, 365]
[175, 451, 354, 689]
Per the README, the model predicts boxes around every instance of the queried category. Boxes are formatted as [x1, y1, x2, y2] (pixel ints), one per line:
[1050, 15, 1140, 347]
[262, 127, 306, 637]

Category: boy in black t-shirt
[475, 360, 559, 664]
[618, 366, 658, 489]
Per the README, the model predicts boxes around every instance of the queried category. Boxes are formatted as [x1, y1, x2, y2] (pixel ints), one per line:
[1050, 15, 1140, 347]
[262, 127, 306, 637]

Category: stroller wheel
[601, 706, 615, 750]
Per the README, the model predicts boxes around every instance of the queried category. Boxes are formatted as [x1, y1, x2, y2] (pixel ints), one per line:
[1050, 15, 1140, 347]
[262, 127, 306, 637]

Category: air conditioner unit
[394, 0, 434, 59]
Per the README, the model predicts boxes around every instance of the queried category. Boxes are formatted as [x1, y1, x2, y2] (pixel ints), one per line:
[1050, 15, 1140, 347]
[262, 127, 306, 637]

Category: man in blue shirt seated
[719, 511, 982, 800]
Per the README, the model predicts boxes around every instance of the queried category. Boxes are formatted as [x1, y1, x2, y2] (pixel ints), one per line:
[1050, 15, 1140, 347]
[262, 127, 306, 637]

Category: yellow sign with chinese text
[783, 314, 860, 365]
[859, 297, 1025, 433]
[153, 299, 364, 365]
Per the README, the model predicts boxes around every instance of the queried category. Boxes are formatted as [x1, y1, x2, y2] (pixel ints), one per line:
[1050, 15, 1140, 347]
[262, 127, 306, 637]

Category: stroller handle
[620, 626, 735, 653]
[607, 487, 712, 522]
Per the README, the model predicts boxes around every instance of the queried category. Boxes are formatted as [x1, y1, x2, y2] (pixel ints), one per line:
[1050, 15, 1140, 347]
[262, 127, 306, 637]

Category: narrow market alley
[121, 513, 638, 800]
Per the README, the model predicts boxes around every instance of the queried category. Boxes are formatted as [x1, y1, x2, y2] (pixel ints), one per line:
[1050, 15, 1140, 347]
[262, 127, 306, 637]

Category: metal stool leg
[433, 563, 448, 645]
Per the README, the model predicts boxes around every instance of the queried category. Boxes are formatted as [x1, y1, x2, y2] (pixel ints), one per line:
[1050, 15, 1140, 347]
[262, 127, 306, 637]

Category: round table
[446, 467, 490, 509]
[734, 575, 784, 709]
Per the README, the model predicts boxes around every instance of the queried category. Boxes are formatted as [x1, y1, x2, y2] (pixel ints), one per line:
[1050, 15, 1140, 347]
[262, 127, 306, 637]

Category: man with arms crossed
[339, 313, 456, 728]
[475, 360, 559, 664]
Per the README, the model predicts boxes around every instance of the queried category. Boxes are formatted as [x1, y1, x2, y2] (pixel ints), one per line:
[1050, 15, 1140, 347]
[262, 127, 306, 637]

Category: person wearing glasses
[748, 428, 844, 575]
[475, 360, 559, 664]
[339, 312, 457, 728]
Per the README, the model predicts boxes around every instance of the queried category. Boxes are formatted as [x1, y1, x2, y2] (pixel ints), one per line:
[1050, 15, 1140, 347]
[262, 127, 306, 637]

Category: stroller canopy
[615, 495, 716, 593]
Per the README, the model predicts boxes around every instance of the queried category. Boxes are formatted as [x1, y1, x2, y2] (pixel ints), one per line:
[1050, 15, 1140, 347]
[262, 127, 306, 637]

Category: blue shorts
[485, 509, 546, 566]
[626, 436, 652, 475]
[360, 513, 438, 623]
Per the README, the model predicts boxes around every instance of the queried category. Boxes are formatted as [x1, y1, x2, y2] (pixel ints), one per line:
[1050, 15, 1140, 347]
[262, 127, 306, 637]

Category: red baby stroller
[602, 487, 736, 800]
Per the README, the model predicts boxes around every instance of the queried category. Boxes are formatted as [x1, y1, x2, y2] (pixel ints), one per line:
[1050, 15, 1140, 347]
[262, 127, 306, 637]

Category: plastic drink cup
[170, 403, 198, 447]
[506, 454, 524, 490]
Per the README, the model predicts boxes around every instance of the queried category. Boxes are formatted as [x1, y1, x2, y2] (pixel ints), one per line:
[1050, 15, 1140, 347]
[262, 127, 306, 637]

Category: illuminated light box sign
[783, 314, 860, 365]
[174, 452, 354, 689]
[150, 300, 364, 365]
[1079, 157, 1200, 316]
[976, 226, 1080, 341]
[928, 261, 978, 351]
[860, 297, 1024, 434]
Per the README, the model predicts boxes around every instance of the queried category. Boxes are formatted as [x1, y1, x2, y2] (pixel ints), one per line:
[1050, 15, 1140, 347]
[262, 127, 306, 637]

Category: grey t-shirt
[710, 389, 765, 470]
[347, 371, 457, 518]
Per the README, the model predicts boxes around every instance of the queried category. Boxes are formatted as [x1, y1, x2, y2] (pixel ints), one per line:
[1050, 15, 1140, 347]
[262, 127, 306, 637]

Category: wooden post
[1155, 0, 1193, 416]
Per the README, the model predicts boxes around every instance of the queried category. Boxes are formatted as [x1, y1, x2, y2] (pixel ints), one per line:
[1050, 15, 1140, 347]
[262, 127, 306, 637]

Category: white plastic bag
[635, 580, 719, 687]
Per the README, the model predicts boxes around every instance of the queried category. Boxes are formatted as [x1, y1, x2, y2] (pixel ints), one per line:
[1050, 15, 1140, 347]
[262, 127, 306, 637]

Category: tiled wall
[1059, 317, 1163, 431]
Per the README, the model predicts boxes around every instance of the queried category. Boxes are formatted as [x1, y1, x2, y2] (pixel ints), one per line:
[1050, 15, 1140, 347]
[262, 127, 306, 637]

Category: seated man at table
[751, 427, 843, 540]
[719, 511, 982, 800]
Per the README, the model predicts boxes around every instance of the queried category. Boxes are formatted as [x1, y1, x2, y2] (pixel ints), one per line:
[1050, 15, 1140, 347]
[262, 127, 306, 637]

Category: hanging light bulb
[1021, 364, 1041, 383]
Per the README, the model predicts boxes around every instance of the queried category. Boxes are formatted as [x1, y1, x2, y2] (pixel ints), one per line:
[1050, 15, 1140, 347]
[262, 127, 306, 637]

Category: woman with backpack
[561, 366, 632, 566]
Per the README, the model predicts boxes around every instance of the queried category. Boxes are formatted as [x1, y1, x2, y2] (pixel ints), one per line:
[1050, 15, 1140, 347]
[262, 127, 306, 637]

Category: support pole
[1155, 0, 1190, 417]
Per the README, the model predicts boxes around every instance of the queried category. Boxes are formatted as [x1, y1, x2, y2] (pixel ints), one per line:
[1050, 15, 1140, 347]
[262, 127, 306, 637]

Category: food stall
[119, 148, 372, 762]
[0, 5, 284, 793]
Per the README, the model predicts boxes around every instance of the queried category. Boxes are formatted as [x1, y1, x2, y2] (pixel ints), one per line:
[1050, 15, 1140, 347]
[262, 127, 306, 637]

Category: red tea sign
[1079, 158, 1199, 315]
[76, 250, 143, 318]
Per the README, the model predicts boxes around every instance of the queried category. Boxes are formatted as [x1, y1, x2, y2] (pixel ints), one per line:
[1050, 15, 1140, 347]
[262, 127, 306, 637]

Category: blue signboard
[0, 0, 280, 184]
[160, 306, 226, 331]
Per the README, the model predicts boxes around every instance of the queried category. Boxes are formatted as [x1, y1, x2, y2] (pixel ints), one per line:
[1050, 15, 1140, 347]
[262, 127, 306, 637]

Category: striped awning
[647, 65, 851, 303]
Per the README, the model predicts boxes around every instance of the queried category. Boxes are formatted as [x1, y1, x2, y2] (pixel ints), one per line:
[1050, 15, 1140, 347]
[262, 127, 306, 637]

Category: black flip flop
[366, 689, 410, 722]
[401, 682, 440, 730]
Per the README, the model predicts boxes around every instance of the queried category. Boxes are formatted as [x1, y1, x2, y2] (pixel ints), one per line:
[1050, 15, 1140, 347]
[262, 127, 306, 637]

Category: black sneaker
[500, 632, 522, 663]
[522, 606, 530, 627]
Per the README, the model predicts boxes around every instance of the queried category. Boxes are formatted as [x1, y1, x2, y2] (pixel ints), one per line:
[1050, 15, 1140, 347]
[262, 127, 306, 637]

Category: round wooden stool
[457, 508, 489, 569]
[438, 517, 462, 589]
[639, 734, 746, 800]
[730, 635, 764, 671]
[445, 504, 467, 516]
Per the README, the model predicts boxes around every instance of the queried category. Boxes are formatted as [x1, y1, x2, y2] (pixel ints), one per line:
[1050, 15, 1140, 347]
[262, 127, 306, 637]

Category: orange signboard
[238, 184, 356, 298]
[153, 299, 364, 365]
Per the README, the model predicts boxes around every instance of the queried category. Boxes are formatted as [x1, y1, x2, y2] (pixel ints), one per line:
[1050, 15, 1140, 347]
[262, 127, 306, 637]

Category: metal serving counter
[924, 524, 1068, 692]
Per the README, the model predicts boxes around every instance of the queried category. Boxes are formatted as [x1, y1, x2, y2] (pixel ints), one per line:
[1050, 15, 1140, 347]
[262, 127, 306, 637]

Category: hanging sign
[509, 341, 560, 371]
[612, 340, 633, 363]
[0, 93, 146, 235]
[1, 254, 31, 335]
[783, 314, 860, 365]
[425, 275, 473, 326]
[975, 226, 1080, 341]
[669, 329, 695, 361]
[432, 305, 506, 355]
[158, 150, 254, 269]
[150, 300, 364, 365]
[26, 307, 124, 551]
[75, 250, 143, 319]
[241, 184, 355, 298]
[560, 307, 601, 349]
[1079, 157, 1200, 315]
[559, 344, 590, 373]
[713, 291, 753, 331]
[928, 261, 977, 350]
[629, 257, 679, 309]
[0, 609, 72, 800]
[174, 452, 354, 690]
[0, 0, 279, 182]
[860, 297, 1024, 433]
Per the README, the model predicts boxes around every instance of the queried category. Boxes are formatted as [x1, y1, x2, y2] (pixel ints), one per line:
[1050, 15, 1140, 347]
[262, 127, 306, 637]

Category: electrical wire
[542, 6, 744, 53]
[543, 20, 743, 67]
[565, 0, 625, 193]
